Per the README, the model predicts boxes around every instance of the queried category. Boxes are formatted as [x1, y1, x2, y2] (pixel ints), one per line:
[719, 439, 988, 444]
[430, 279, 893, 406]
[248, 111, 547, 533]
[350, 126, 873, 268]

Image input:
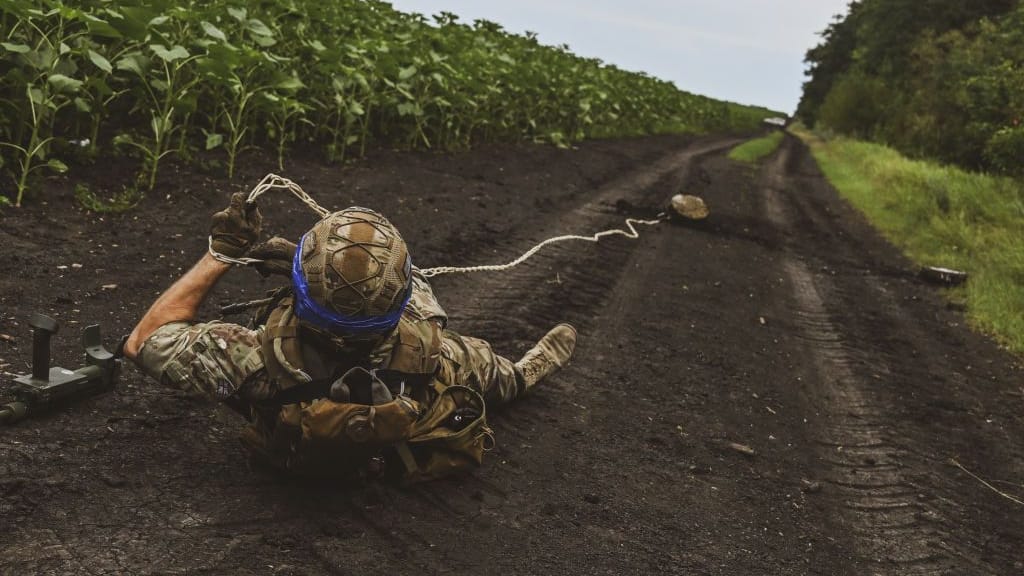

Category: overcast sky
[385, 0, 852, 114]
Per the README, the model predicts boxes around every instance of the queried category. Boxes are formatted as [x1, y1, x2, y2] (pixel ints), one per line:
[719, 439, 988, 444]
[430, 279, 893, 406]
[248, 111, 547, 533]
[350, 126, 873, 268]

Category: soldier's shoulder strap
[260, 296, 308, 391]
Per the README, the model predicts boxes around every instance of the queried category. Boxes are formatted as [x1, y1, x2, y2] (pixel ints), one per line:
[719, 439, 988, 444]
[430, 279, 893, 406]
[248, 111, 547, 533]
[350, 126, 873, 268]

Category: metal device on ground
[919, 266, 968, 286]
[0, 313, 119, 425]
[669, 194, 710, 221]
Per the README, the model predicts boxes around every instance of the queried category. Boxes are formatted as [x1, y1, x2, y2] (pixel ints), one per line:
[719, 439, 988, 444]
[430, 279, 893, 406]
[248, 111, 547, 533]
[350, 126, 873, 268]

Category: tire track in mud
[763, 144, 950, 573]
[434, 136, 741, 336]
[761, 138, 1011, 574]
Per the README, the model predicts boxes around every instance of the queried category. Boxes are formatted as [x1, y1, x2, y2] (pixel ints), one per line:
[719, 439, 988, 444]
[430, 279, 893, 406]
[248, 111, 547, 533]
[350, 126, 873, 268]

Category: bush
[984, 126, 1024, 176]
[817, 73, 891, 139]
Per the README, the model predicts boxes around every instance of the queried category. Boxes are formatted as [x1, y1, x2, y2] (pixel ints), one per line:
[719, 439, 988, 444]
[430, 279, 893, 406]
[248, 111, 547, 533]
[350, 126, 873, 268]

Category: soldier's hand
[248, 236, 297, 277]
[210, 192, 262, 259]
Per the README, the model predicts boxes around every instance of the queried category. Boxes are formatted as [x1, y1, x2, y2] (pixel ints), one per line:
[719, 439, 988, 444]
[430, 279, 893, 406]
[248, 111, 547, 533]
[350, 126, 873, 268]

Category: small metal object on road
[670, 194, 709, 221]
[919, 266, 968, 286]
[0, 313, 119, 425]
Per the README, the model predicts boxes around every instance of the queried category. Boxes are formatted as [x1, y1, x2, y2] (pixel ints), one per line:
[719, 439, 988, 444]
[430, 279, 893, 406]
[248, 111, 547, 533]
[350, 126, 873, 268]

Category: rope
[246, 173, 330, 217]
[208, 235, 263, 266]
[950, 458, 1024, 506]
[208, 173, 331, 265]
[418, 216, 667, 278]
[208, 172, 669, 276]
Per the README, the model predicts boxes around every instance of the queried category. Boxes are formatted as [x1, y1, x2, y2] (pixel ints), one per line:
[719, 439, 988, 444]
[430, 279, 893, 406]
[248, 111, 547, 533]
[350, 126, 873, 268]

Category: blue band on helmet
[291, 234, 412, 336]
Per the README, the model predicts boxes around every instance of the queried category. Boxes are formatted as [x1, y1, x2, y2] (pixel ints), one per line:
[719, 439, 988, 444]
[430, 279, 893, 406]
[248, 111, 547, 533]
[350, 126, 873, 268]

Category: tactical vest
[239, 279, 494, 483]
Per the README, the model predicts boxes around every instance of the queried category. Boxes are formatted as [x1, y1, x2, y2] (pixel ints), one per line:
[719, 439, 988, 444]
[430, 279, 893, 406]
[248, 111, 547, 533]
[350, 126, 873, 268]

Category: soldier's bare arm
[124, 192, 262, 359]
[123, 253, 230, 359]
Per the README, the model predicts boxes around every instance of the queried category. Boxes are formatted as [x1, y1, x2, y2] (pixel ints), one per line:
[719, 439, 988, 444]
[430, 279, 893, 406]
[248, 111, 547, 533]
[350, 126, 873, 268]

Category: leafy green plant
[72, 30, 133, 157]
[198, 11, 303, 177]
[74, 181, 141, 212]
[0, 3, 81, 206]
[113, 42, 201, 190]
[111, 9, 204, 191]
[264, 93, 310, 170]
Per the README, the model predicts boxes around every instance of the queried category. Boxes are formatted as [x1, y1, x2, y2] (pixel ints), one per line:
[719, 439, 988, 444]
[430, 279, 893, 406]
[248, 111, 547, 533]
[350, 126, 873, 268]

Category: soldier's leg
[436, 331, 526, 408]
[436, 324, 578, 408]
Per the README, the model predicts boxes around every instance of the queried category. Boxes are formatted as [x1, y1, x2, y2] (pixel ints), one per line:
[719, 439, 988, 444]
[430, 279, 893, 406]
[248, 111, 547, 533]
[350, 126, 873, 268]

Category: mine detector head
[668, 194, 709, 221]
[0, 313, 119, 425]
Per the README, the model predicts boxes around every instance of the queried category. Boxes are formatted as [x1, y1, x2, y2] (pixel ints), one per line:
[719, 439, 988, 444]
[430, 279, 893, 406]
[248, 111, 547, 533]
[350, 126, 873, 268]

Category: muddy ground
[1, 134, 1022, 575]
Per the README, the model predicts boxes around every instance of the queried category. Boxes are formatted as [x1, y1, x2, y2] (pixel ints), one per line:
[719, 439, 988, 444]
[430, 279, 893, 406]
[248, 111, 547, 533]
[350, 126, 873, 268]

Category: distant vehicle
[763, 117, 788, 128]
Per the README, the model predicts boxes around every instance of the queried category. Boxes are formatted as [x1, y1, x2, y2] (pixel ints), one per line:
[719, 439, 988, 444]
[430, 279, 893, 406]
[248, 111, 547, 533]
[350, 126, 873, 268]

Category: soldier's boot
[515, 323, 577, 389]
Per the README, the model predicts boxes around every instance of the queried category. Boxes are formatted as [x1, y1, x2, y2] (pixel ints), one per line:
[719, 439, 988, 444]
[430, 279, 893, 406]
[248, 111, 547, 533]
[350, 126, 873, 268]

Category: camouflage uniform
[131, 205, 576, 480]
[133, 270, 526, 411]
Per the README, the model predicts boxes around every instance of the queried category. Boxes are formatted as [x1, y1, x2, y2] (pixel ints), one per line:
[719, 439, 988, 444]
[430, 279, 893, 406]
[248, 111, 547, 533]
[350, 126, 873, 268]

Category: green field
[728, 131, 784, 163]
[793, 126, 1024, 354]
[0, 0, 780, 207]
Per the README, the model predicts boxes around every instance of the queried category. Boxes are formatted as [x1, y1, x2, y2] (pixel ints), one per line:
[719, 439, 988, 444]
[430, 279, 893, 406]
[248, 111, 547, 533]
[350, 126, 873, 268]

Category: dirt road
[1, 134, 1022, 575]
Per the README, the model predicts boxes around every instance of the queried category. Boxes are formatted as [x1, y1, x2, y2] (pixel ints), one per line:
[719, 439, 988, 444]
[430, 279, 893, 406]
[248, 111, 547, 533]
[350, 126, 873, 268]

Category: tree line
[798, 0, 1024, 175]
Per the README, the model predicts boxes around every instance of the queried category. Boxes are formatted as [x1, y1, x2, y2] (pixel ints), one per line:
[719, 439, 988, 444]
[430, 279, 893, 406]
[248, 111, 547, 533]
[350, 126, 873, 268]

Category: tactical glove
[248, 236, 298, 277]
[210, 192, 262, 259]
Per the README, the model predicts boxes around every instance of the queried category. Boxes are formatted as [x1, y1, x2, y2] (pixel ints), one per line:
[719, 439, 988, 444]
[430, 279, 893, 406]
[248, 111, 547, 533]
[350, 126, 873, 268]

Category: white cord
[419, 216, 667, 277]
[208, 173, 330, 265]
[208, 236, 265, 266]
[208, 173, 669, 275]
[245, 173, 331, 218]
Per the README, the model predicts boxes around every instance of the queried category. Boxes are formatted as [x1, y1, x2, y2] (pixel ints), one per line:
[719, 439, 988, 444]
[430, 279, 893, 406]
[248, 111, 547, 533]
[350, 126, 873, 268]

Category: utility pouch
[240, 368, 422, 478]
[300, 394, 421, 446]
[396, 385, 495, 484]
[240, 381, 495, 483]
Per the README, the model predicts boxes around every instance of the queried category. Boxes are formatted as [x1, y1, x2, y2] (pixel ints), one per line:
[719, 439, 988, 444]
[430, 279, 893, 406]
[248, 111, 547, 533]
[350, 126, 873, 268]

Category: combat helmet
[291, 207, 413, 339]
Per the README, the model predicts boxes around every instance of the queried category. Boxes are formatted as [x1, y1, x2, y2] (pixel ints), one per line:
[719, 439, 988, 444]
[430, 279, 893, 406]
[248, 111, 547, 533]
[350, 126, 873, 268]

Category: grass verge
[728, 131, 785, 163]
[791, 125, 1024, 354]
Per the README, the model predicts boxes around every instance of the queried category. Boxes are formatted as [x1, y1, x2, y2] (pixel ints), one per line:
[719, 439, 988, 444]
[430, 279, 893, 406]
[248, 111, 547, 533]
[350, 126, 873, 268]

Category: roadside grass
[728, 131, 785, 163]
[792, 125, 1024, 354]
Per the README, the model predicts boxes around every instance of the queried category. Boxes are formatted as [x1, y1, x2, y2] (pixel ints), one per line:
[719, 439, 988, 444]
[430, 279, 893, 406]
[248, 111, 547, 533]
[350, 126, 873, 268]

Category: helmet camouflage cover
[292, 208, 413, 337]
